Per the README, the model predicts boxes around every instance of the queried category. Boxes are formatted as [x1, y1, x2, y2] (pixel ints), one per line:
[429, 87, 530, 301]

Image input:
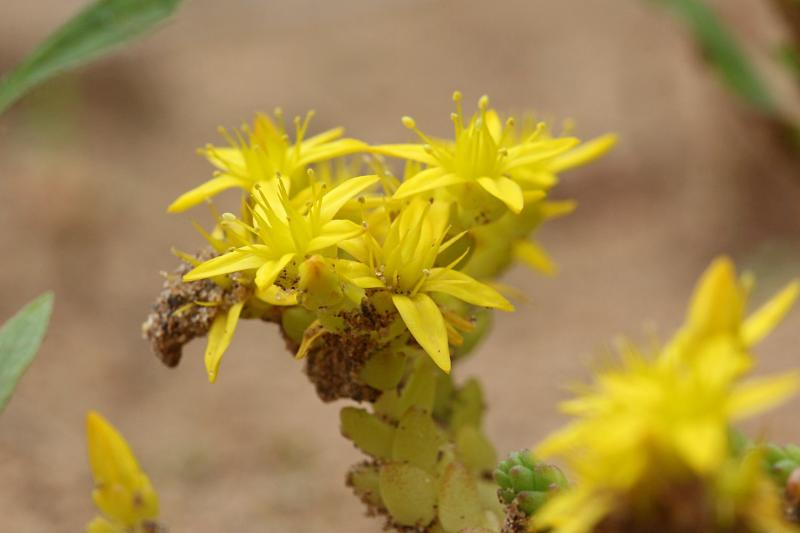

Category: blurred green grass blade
[0, 0, 181, 114]
[778, 45, 800, 81]
[0, 293, 54, 412]
[653, 0, 777, 113]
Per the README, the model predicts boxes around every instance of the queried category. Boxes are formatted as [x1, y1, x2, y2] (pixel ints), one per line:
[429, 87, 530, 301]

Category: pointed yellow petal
[204, 302, 244, 383]
[513, 240, 556, 276]
[87, 517, 120, 533]
[505, 138, 581, 168]
[307, 220, 366, 252]
[546, 133, 617, 173]
[728, 372, 800, 421]
[533, 487, 610, 533]
[167, 175, 244, 213]
[742, 281, 799, 347]
[86, 412, 159, 525]
[369, 144, 438, 165]
[425, 269, 514, 311]
[685, 256, 742, 335]
[301, 127, 344, 148]
[203, 146, 243, 171]
[254, 253, 295, 290]
[255, 285, 298, 306]
[183, 248, 267, 281]
[392, 293, 451, 373]
[86, 411, 141, 489]
[477, 176, 523, 213]
[394, 169, 468, 199]
[338, 236, 371, 263]
[295, 326, 326, 359]
[297, 138, 368, 167]
[672, 419, 725, 473]
[319, 174, 379, 220]
[541, 200, 577, 219]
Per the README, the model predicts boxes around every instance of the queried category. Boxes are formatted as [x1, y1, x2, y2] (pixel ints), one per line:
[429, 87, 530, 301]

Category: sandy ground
[1, 1, 800, 531]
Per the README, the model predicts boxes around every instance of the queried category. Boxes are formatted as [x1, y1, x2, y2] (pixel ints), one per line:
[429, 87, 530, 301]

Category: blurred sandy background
[1, 1, 800, 531]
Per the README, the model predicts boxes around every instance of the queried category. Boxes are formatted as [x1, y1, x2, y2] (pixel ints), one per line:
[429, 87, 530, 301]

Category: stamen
[401, 116, 436, 145]
[452, 91, 464, 133]
[273, 107, 286, 135]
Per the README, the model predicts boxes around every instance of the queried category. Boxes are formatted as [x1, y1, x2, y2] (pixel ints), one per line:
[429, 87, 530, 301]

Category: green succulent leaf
[392, 407, 446, 472]
[398, 357, 437, 415]
[360, 350, 406, 391]
[379, 462, 437, 527]
[0, 293, 54, 412]
[438, 461, 486, 532]
[340, 407, 396, 460]
[0, 0, 182, 114]
[450, 379, 485, 435]
[455, 426, 497, 473]
[348, 463, 383, 508]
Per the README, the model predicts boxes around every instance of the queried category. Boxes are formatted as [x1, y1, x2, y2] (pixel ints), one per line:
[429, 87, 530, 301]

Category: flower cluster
[152, 93, 615, 383]
[531, 258, 800, 533]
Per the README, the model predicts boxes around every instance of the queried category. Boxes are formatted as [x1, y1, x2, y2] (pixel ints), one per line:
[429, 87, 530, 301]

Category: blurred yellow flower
[336, 199, 513, 373]
[168, 111, 368, 213]
[532, 257, 800, 533]
[86, 412, 161, 533]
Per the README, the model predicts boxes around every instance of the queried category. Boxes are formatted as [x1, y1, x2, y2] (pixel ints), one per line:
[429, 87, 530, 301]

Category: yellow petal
[742, 280, 799, 347]
[505, 138, 581, 168]
[167, 175, 244, 213]
[204, 302, 244, 383]
[86, 517, 121, 533]
[672, 418, 725, 473]
[369, 143, 438, 165]
[86, 412, 142, 492]
[728, 371, 800, 421]
[254, 253, 295, 290]
[513, 240, 556, 276]
[295, 325, 326, 360]
[183, 248, 267, 281]
[297, 138, 368, 167]
[86, 412, 159, 525]
[392, 293, 451, 373]
[394, 168, 469, 199]
[477, 176, 523, 214]
[533, 487, 610, 533]
[255, 285, 298, 306]
[319, 174, 379, 220]
[308, 220, 365, 252]
[541, 200, 577, 220]
[685, 257, 742, 336]
[546, 133, 618, 173]
[425, 269, 514, 311]
[301, 126, 344, 148]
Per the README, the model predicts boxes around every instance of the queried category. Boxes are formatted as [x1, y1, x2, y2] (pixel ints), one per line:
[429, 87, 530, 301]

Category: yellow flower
[182, 174, 378, 382]
[86, 411, 161, 533]
[532, 257, 800, 533]
[336, 199, 513, 373]
[374, 92, 615, 221]
[168, 111, 368, 213]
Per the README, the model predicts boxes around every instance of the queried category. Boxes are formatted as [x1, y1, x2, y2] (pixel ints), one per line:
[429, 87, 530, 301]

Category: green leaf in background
[0, 0, 182, 115]
[0, 293, 54, 412]
[652, 0, 777, 114]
